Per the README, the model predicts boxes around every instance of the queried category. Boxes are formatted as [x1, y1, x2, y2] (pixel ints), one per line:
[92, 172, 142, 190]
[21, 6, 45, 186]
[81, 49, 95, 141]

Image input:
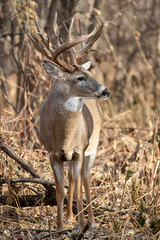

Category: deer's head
[28, 13, 110, 100]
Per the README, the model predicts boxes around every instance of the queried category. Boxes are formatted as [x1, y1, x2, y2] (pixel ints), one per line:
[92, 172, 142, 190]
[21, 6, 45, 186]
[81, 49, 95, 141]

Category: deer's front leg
[75, 172, 84, 229]
[73, 157, 85, 229]
[66, 162, 74, 224]
[50, 155, 64, 230]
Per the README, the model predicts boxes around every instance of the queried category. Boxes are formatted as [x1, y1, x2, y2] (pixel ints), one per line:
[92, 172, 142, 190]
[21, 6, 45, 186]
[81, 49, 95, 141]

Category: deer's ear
[81, 61, 91, 70]
[43, 60, 63, 77]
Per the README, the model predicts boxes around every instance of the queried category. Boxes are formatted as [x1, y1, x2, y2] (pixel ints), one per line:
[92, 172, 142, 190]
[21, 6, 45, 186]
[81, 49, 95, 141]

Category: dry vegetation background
[0, 0, 160, 239]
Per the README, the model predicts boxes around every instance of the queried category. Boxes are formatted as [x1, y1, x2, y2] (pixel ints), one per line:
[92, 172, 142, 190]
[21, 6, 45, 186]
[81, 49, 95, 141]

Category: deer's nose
[102, 89, 110, 97]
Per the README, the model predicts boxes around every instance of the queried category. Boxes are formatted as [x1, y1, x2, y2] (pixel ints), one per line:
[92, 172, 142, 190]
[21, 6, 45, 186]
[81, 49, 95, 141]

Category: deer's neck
[64, 97, 83, 112]
[50, 81, 84, 113]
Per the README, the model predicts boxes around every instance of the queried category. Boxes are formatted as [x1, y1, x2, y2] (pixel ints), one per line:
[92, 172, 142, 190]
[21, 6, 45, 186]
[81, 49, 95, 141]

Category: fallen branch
[0, 178, 55, 186]
[0, 138, 56, 203]
[0, 194, 57, 207]
[0, 177, 69, 188]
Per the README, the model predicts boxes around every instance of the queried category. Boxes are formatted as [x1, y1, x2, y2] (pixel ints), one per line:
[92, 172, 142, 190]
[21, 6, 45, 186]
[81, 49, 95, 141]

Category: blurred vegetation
[0, 0, 160, 239]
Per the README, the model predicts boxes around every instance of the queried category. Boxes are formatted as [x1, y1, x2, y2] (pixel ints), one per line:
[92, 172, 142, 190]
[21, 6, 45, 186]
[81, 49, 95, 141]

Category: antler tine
[76, 23, 103, 60]
[63, 21, 68, 33]
[53, 12, 58, 35]
[67, 17, 74, 42]
[79, 20, 85, 48]
[35, 16, 50, 49]
[34, 16, 42, 35]
[53, 12, 61, 47]
[62, 17, 74, 41]
[28, 33, 52, 60]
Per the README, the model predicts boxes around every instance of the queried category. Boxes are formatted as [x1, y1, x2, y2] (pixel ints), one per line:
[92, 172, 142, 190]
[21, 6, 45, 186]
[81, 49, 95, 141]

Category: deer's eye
[77, 76, 85, 81]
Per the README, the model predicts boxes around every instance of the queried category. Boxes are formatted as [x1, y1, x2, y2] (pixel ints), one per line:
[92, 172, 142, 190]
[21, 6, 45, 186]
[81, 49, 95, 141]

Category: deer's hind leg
[67, 155, 85, 229]
[82, 150, 97, 227]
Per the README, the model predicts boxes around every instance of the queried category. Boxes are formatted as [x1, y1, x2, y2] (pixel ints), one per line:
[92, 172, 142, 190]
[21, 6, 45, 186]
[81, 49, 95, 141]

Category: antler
[76, 23, 103, 60]
[28, 13, 103, 72]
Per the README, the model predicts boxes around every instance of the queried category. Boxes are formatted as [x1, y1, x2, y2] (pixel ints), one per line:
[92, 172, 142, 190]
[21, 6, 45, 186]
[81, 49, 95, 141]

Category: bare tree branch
[0, 138, 40, 179]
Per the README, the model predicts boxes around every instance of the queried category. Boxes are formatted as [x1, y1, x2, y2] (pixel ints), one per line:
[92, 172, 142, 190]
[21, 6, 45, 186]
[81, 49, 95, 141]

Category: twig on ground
[39, 228, 75, 239]
[76, 221, 91, 240]
[12, 229, 40, 240]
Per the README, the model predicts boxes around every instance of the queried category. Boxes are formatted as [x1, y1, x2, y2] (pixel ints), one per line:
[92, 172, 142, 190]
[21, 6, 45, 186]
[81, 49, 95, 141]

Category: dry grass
[0, 105, 160, 239]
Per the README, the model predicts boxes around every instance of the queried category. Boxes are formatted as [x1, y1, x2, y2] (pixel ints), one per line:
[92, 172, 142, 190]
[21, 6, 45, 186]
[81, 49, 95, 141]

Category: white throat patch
[64, 97, 83, 112]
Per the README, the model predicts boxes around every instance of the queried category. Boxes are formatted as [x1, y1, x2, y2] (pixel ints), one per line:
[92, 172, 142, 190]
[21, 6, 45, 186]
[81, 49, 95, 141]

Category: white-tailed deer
[29, 13, 110, 230]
